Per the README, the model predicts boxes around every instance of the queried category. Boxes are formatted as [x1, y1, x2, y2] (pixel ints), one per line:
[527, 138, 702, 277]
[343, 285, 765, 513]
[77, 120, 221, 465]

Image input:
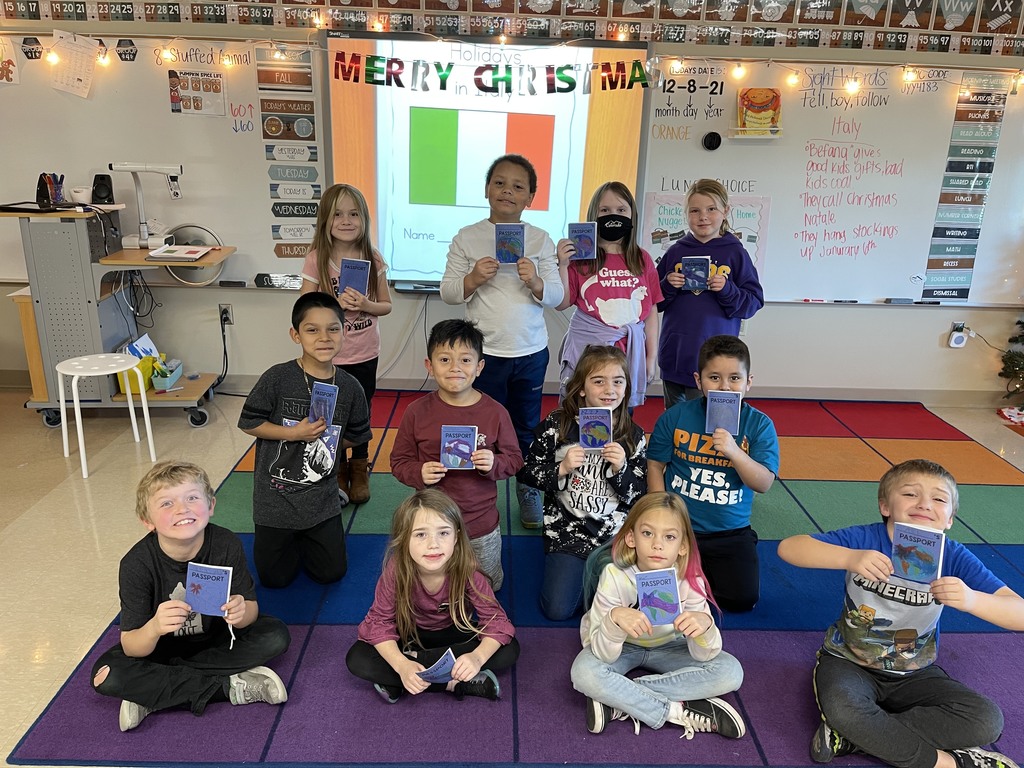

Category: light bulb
[46, 48, 59, 64]
[845, 78, 860, 94]
[786, 71, 799, 86]
[903, 67, 917, 82]
[732, 63, 745, 79]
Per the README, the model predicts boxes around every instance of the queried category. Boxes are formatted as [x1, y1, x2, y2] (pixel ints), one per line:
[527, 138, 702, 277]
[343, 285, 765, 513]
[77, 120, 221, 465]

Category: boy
[778, 459, 1023, 768]
[91, 461, 291, 732]
[390, 319, 523, 589]
[239, 291, 371, 588]
[647, 334, 778, 612]
[439, 154, 563, 530]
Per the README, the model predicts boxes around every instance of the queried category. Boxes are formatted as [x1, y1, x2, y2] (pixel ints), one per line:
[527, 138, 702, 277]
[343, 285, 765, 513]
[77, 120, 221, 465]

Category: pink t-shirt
[301, 250, 387, 365]
[567, 249, 663, 332]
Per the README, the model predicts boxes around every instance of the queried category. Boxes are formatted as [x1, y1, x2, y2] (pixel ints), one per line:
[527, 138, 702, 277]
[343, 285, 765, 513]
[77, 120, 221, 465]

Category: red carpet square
[748, 399, 854, 438]
[823, 402, 970, 440]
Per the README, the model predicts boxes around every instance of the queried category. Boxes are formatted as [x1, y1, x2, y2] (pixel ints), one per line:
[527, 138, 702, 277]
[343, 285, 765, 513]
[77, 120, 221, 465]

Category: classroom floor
[2, 386, 1023, 768]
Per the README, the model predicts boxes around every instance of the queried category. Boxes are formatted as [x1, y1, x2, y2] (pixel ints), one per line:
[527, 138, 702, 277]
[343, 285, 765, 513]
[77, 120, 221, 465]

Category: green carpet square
[957, 485, 1024, 544]
[213, 472, 254, 533]
[751, 482, 813, 540]
[348, 474, 409, 533]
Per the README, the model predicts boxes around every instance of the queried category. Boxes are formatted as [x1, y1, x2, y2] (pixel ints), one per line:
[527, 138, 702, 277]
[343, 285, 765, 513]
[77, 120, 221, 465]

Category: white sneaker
[119, 700, 152, 732]
[228, 666, 288, 706]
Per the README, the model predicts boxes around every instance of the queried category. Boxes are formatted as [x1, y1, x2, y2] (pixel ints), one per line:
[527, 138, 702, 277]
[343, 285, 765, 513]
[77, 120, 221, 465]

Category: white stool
[56, 354, 157, 479]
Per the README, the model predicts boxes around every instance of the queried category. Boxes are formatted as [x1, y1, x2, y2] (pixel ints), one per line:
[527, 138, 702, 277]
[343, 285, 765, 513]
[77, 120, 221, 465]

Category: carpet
[10, 396, 1024, 768]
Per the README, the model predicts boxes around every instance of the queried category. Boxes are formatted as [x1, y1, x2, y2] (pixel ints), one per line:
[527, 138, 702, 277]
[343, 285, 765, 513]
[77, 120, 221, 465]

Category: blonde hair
[878, 459, 959, 519]
[386, 489, 492, 647]
[135, 461, 214, 522]
[611, 492, 715, 606]
[686, 179, 732, 237]
[308, 184, 380, 301]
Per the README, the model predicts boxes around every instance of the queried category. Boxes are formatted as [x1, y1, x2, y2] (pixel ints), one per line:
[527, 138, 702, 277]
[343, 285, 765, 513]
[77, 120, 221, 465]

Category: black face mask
[596, 214, 632, 243]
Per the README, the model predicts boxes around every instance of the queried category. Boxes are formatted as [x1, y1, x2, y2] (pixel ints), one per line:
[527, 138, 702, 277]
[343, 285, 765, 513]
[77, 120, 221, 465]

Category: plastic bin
[118, 356, 155, 394]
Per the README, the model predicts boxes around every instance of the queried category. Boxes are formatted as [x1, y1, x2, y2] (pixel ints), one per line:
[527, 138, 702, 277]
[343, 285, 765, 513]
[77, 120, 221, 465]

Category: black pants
[695, 526, 759, 612]
[346, 625, 521, 695]
[339, 357, 377, 460]
[254, 513, 347, 588]
[92, 616, 290, 715]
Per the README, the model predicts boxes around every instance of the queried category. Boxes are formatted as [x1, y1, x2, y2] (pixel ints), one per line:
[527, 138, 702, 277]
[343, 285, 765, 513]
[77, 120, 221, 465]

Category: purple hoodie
[656, 232, 764, 385]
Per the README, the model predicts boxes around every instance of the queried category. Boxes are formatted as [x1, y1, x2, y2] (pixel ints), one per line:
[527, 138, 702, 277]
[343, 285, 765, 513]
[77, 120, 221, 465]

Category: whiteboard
[0, 34, 323, 284]
[639, 59, 1024, 306]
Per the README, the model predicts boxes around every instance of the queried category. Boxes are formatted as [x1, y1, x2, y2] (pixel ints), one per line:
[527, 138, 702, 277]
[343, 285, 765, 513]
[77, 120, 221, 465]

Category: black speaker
[91, 173, 114, 205]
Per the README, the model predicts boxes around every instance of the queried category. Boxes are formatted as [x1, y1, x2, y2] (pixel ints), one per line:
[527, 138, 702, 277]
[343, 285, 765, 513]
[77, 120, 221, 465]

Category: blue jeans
[475, 348, 549, 459]
[540, 551, 586, 621]
[570, 640, 743, 729]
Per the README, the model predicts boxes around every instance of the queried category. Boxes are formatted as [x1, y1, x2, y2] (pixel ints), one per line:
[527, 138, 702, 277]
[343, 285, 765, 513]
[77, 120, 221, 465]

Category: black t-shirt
[118, 523, 256, 641]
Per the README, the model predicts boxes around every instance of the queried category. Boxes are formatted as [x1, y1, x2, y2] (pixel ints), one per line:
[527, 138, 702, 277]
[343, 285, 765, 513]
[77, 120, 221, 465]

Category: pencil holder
[151, 364, 183, 391]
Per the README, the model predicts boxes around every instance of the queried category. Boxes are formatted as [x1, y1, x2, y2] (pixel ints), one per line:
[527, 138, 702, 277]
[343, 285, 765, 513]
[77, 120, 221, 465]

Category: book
[146, 244, 212, 262]
[567, 222, 597, 261]
[635, 567, 681, 625]
[440, 425, 477, 469]
[309, 381, 338, 423]
[416, 648, 457, 684]
[891, 522, 945, 583]
[705, 390, 742, 435]
[679, 255, 711, 291]
[494, 223, 525, 264]
[578, 407, 613, 452]
[185, 562, 232, 616]
[339, 258, 370, 295]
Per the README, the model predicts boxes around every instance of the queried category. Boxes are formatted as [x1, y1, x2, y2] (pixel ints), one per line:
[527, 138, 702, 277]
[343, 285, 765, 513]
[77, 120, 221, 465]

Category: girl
[345, 488, 520, 703]
[555, 181, 662, 408]
[570, 492, 745, 738]
[520, 345, 647, 621]
[657, 179, 764, 409]
[301, 184, 392, 504]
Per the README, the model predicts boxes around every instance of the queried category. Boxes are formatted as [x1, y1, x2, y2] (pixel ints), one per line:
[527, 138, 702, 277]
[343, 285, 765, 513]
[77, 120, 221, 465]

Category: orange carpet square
[777, 437, 893, 481]
[866, 439, 1024, 485]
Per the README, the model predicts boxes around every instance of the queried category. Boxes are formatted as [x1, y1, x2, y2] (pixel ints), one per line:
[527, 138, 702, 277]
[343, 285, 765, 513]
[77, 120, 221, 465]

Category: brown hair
[877, 459, 959, 520]
[385, 489, 494, 647]
[308, 184, 380, 301]
[558, 344, 638, 455]
[573, 181, 645, 278]
[686, 178, 732, 237]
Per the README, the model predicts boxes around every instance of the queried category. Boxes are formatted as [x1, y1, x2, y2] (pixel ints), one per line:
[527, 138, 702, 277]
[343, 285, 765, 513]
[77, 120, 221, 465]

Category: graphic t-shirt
[647, 396, 779, 533]
[567, 250, 663, 332]
[813, 522, 1005, 673]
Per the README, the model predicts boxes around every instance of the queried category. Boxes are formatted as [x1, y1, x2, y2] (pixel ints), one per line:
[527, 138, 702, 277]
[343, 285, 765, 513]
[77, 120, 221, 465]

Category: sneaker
[517, 484, 543, 529]
[951, 748, 1020, 768]
[119, 700, 152, 732]
[373, 683, 400, 704]
[228, 666, 288, 706]
[669, 697, 746, 740]
[452, 669, 500, 701]
[586, 697, 638, 735]
[811, 721, 857, 763]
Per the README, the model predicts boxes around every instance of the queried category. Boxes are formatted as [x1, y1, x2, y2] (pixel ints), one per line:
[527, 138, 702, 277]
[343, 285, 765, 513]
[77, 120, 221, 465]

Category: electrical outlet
[219, 303, 234, 325]
[951, 321, 966, 333]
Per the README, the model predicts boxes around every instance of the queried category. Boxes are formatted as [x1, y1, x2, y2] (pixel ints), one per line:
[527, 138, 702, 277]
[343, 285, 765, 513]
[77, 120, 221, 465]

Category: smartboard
[640, 59, 1024, 306]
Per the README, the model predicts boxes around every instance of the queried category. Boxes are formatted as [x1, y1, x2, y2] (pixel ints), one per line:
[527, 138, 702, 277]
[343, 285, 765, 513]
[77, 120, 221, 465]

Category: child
[390, 319, 522, 590]
[440, 153, 564, 529]
[91, 461, 291, 732]
[555, 181, 662, 407]
[657, 179, 764, 409]
[301, 184, 392, 505]
[570, 492, 745, 738]
[520, 344, 648, 620]
[647, 335, 778, 612]
[345, 488, 521, 703]
[777, 459, 1023, 768]
[238, 291, 372, 588]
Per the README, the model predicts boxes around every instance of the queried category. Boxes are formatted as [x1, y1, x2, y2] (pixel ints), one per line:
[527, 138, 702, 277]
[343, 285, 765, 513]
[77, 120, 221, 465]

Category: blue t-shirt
[648, 397, 779, 533]
[813, 522, 1004, 673]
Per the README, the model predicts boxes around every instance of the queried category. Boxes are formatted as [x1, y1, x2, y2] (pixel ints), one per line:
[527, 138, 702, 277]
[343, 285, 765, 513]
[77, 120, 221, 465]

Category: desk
[2, 209, 232, 427]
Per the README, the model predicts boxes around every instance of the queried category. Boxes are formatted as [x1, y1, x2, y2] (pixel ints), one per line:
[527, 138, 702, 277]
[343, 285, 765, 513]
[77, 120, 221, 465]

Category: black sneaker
[670, 697, 746, 739]
[951, 748, 1020, 768]
[586, 698, 637, 735]
[452, 669, 500, 701]
[811, 721, 857, 763]
[373, 683, 400, 704]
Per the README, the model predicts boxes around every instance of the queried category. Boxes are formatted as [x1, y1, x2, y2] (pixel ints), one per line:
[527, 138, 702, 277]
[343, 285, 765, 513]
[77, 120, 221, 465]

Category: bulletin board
[0, 33, 324, 283]
[640, 59, 1024, 306]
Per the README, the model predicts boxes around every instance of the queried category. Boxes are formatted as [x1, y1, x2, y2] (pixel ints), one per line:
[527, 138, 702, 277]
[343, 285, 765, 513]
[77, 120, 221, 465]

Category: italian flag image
[408, 107, 555, 210]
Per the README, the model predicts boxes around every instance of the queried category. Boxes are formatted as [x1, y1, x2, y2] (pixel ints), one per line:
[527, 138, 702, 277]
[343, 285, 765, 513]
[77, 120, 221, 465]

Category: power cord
[212, 306, 231, 390]
[963, 326, 1003, 353]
